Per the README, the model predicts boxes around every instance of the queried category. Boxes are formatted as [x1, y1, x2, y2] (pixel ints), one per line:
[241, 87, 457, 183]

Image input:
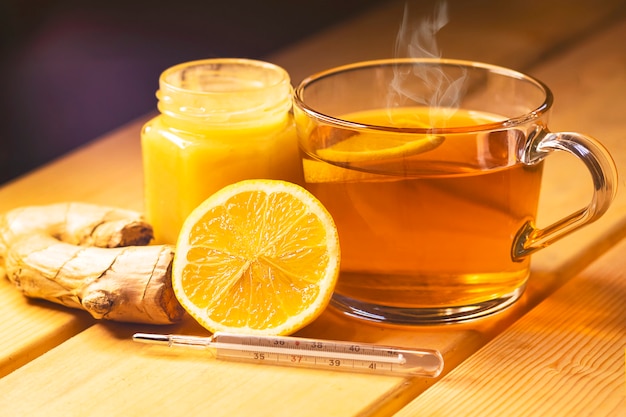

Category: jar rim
[159, 58, 291, 95]
[156, 58, 293, 125]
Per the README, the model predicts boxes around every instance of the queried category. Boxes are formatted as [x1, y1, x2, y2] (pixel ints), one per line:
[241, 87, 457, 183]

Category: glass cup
[293, 58, 617, 325]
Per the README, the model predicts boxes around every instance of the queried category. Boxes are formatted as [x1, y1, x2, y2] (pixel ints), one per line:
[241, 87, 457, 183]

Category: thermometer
[133, 332, 443, 378]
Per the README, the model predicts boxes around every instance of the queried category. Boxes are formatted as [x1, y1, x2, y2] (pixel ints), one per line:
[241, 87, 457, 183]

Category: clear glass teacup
[293, 58, 617, 325]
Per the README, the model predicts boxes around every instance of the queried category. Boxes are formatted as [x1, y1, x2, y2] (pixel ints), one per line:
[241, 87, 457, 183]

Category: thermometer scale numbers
[214, 334, 402, 374]
[133, 332, 443, 377]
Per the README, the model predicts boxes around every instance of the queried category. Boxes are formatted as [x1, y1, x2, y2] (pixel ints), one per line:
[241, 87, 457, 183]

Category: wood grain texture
[393, 237, 626, 417]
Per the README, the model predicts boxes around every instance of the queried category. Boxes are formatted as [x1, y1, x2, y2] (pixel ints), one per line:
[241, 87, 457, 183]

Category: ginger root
[0, 203, 185, 324]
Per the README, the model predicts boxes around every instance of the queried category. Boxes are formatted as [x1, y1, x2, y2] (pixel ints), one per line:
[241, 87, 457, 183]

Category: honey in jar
[141, 58, 303, 244]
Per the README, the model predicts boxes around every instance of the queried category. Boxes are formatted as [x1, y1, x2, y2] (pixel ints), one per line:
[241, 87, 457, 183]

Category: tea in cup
[294, 59, 617, 324]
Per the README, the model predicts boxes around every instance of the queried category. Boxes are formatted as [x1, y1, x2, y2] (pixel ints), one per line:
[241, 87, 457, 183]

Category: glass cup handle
[512, 129, 618, 261]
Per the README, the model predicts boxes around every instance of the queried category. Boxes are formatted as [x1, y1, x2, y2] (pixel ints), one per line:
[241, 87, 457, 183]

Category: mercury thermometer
[133, 332, 443, 378]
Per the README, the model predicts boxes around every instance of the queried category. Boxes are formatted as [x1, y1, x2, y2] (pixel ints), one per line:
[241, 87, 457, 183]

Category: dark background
[0, 0, 386, 184]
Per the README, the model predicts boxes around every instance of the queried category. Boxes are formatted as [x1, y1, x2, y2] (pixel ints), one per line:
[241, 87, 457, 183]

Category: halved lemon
[172, 179, 340, 335]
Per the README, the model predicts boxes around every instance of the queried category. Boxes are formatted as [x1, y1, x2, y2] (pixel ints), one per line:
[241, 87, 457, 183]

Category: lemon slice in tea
[313, 109, 444, 164]
[316, 132, 444, 163]
[172, 179, 340, 335]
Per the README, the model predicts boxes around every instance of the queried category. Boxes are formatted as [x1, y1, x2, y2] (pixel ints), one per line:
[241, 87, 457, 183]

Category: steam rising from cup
[388, 2, 467, 126]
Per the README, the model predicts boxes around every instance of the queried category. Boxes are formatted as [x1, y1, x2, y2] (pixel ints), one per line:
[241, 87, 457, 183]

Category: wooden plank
[393, 229, 626, 416]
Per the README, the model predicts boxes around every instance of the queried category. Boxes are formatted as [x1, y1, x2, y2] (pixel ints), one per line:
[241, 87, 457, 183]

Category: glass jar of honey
[141, 58, 304, 244]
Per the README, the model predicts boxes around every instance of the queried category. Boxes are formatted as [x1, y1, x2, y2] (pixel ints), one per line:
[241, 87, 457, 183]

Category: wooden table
[1, 0, 625, 415]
